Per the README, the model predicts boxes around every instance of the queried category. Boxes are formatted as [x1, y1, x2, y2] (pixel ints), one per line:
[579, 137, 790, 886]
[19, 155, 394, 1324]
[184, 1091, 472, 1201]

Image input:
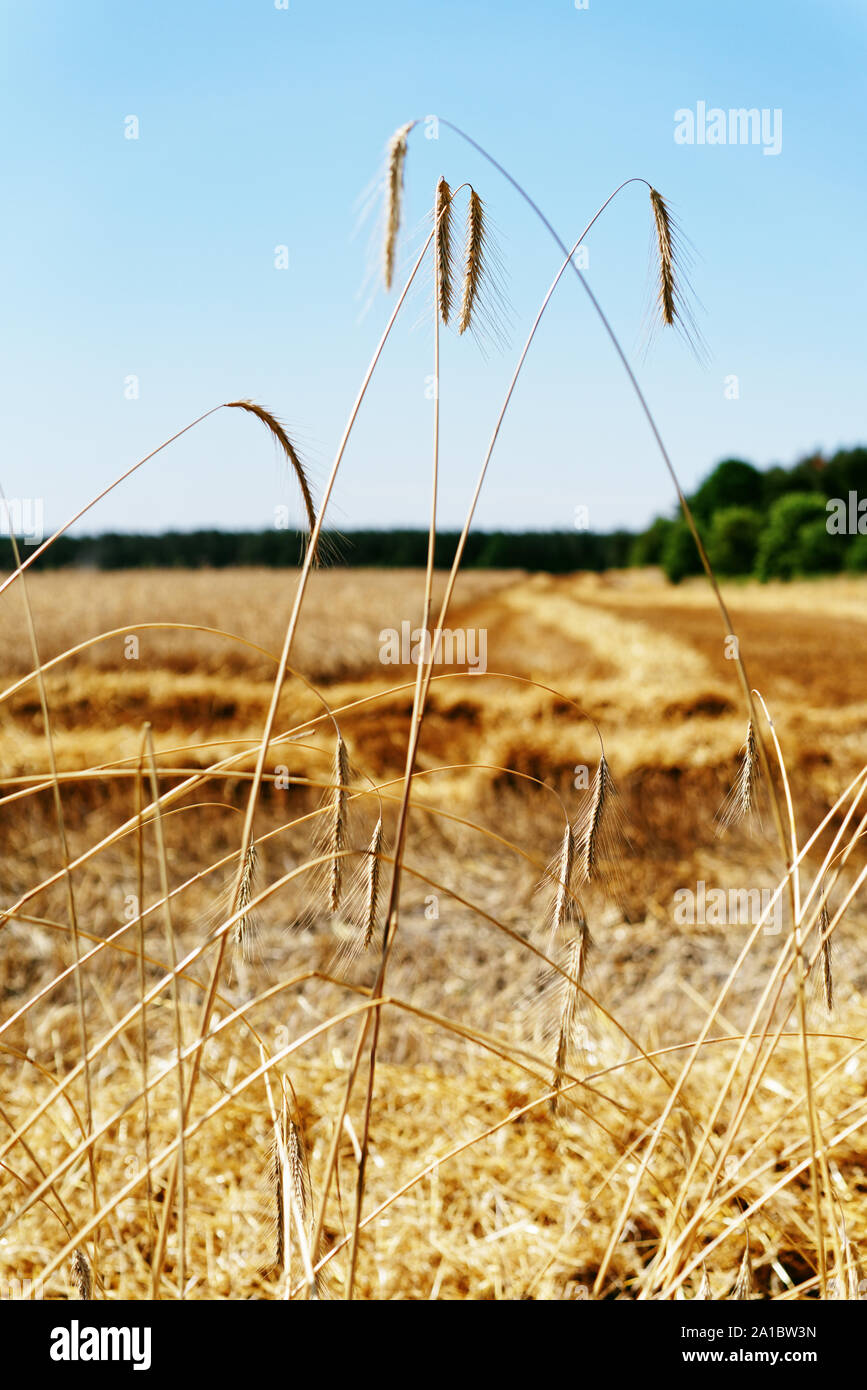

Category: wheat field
[2, 114, 865, 1305]
[2, 564, 865, 1301]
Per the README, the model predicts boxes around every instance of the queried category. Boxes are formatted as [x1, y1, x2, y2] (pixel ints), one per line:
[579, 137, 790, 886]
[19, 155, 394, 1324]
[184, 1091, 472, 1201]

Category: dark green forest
[9, 446, 867, 581]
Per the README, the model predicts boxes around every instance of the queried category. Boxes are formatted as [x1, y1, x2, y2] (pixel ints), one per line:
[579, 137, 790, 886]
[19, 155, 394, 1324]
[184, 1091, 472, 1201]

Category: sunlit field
[2, 566, 865, 1301]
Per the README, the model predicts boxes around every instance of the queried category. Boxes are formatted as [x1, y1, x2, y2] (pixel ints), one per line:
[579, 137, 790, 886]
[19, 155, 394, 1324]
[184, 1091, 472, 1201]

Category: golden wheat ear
[383, 122, 414, 291]
[434, 176, 454, 325]
[647, 188, 706, 360]
[814, 895, 834, 1015]
[232, 842, 259, 966]
[573, 754, 628, 902]
[223, 400, 319, 564]
[730, 1237, 753, 1299]
[70, 1247, 93, 1299]
[458, 188, 485, 335]
[551, 904, 591, 1114]
[715, 721, 761, 835]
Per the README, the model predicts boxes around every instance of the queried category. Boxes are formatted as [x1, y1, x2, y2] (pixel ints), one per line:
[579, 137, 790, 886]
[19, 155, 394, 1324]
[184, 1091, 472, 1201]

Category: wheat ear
[232, 842, 259, 964]
[458, 188, 485, 334]
[70, 1247, 93, 1300]
[819, 900, 834, 1014]
[716, 721, 760, 834]
[361, 816, 384, 950]
[577, 755, 611, 884]
[551, 822, 575, 936]
[649, 188, 677, 327]
[383, 122, 413, 290]
[730, 1240, 753, 1300]
[328, 735, 350, 914]
[223, 400, 319, 563]
[552, 908, 590, 1110]
[434, 176, 454, 325]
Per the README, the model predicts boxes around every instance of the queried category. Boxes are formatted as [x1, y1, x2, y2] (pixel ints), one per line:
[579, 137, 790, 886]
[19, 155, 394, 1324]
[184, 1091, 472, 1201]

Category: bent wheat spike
[233, 843, 259, 964]
[458, 189, 485, 335]
[579, 755, 610, 884]
[383, 122, 413, 291]
[362, 817, 384, 950]
[328, 735, 350, 914]
[70, 1247, 92, 1300]
[435, 177, 454, 325]
[552, 908, 590, 1108]
[649, 188, 676, 328]
[224, 401, 319, 563]
[551, 823, 575, 936]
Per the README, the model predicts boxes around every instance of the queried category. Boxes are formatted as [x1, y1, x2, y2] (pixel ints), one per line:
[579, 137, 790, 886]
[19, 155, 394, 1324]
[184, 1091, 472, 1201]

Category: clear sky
[1, 0, 864, 540]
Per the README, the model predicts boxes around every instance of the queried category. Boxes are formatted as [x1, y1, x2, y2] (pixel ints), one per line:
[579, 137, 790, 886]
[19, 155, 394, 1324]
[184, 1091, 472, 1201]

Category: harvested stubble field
[1, 564, 865, 1300]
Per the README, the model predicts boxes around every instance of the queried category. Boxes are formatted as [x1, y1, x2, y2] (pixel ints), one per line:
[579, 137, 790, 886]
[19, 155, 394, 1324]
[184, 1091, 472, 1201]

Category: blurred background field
[2, 566, 866, 1299]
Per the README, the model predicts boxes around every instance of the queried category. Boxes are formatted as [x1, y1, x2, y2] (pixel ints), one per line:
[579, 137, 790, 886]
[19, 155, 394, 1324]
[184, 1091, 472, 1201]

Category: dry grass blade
[223, 401, 318, 563]
[70, 1246, 92, 1300]
[458, 188, 485, 335]
[695, 1263, 712, 1300]
[435, 177, 454, 325]
[383, 122, 413, 291]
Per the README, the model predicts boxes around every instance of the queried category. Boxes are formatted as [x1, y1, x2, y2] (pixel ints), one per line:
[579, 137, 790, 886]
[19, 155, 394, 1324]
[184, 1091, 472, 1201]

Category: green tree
[662, 520, 703, 584]
[630, 515, 675, 567]
[705, 506, 763, 576]
[756, 493, 834, 580]
[687, 458, 764, 526]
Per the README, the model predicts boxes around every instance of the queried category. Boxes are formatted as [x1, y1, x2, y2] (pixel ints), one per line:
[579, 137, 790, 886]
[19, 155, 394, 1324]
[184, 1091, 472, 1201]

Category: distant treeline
[17, 527, 635, 573]
[10, 446, 867, 580]
[641, 445, 867, 582]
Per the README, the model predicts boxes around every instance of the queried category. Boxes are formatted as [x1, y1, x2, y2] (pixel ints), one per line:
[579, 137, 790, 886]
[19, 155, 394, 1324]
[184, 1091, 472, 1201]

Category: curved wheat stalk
[223, 400, 318, 562]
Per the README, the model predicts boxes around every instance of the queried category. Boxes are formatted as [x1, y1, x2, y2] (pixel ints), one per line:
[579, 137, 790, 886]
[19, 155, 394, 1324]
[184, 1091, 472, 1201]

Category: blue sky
[1, 0, 865, 540]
